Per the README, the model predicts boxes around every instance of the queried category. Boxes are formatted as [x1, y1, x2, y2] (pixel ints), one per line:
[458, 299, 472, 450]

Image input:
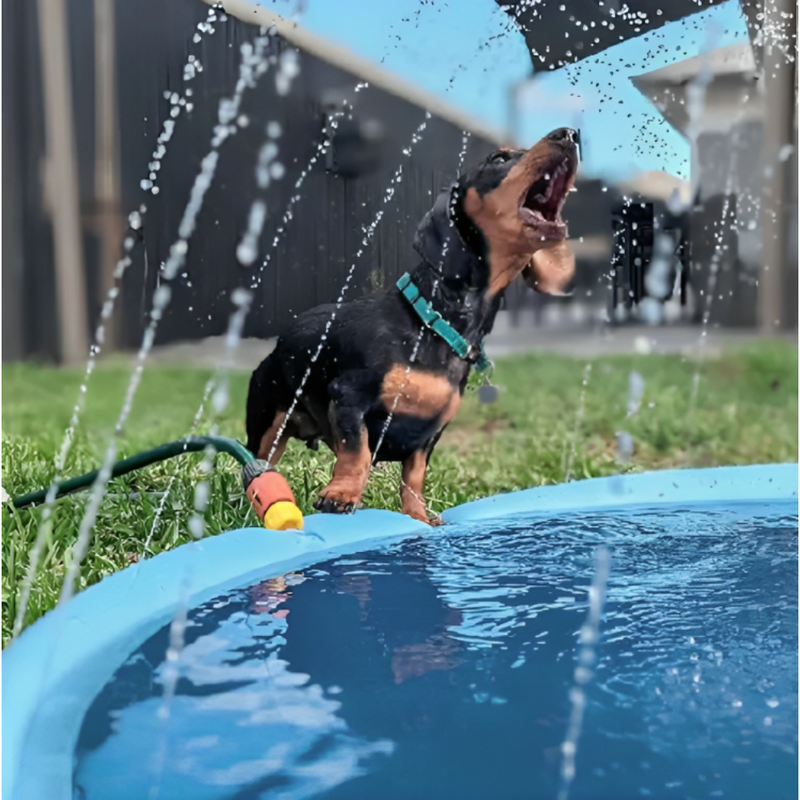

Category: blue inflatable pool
[4, 464, 797, 799]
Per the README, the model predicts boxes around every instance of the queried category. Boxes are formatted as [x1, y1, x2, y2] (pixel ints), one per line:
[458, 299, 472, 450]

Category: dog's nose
[546, 127, 578, 145]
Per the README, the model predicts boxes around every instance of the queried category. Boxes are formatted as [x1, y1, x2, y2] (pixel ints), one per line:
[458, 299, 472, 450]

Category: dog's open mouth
[519, 157, 574, 240]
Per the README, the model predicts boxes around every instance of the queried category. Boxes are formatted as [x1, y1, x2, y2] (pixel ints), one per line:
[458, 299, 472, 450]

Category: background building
[499, 0, 797, 331]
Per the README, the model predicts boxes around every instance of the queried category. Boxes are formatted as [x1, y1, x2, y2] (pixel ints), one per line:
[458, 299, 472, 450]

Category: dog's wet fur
[246, 128, 579, 523]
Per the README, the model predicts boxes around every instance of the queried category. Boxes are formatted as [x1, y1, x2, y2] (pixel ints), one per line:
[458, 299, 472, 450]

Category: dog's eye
[490, 152, 510, 164]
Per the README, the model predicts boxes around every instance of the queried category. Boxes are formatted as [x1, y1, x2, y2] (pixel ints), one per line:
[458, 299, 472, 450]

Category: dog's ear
[413, 185, 485, 286]
[522, 240, 576, 296]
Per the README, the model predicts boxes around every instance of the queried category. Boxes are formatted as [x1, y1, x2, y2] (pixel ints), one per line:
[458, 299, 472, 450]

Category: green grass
[2, 340, 797, 645]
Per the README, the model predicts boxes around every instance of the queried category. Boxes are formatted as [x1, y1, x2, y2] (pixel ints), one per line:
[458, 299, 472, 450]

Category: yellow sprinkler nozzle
[242, 460, 304, 531]
[264, 500, 304, 531]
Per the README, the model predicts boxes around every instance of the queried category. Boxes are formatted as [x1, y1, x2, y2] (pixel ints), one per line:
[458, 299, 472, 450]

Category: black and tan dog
[246, 127, 578, 523]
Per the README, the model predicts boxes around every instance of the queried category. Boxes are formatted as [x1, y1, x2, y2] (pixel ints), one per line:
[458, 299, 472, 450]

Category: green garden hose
[11, 435, 303, 530]
[11, 436, 255, 509]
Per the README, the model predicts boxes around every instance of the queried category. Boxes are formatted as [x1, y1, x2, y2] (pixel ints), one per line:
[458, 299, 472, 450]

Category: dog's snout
[559, 275, 576, 297]
[545, 127, 577, 146]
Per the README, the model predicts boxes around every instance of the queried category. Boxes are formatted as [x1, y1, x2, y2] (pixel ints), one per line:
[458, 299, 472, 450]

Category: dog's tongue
[524, 240, 575, 296]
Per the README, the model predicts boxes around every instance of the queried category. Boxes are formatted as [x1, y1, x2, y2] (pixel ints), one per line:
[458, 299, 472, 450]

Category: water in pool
[74, 502, 797, 800]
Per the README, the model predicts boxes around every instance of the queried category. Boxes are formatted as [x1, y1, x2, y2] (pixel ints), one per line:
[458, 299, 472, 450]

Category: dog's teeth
[569, 187, 578, 192]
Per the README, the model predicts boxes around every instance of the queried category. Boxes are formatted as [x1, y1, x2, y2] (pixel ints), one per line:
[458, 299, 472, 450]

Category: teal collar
[396, 273, 493, 377]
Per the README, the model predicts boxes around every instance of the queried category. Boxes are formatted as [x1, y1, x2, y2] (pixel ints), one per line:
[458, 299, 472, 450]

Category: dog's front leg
[400, 450, 442, 525]
[315, 405, 372, 514]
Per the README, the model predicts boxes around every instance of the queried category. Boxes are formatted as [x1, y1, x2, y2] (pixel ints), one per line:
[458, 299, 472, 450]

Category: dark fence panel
[3, 0, 500, 360]
[119, 13, 497, 347]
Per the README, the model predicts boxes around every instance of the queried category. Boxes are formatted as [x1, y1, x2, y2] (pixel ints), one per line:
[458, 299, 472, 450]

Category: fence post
[94, 0, 123, 350]
[36, 0, 89, 363]
[758, 0, 796, 333]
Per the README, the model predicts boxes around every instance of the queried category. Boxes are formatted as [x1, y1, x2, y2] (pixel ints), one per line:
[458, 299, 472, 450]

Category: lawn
[2, 339, 797, 644]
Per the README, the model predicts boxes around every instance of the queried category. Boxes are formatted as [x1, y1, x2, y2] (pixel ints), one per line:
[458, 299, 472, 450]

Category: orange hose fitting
[242, 460, 303, 531]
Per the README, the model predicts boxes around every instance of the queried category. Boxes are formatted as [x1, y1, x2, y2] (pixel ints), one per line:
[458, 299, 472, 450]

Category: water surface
[75, 502, 798, 799]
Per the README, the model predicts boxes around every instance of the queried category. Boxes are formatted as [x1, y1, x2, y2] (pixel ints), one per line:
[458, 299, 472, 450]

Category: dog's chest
[380, 365, 461, 424]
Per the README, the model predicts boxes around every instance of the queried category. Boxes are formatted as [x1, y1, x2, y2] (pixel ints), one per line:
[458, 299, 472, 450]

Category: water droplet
[231, 288, 251, 307]
[237, 240, 258, 266]
[627, 371, 646, 415]
[153, 284, 172, 308]
[639, 297, 663, 326]
[633, 336, 651, 355]
[279, 48, 300, 79]
[616, 431, 634, 462]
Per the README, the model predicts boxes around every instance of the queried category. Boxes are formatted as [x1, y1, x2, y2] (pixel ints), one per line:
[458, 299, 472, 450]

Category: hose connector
[242, 460, 303, 531]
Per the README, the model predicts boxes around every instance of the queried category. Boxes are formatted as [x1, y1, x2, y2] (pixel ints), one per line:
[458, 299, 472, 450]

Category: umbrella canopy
[496, 0, 729, 72]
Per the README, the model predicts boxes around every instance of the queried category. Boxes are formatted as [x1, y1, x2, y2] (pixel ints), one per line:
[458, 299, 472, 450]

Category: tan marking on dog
[462, 137, 576, 297]
[257, 411, 290, 463]
[400, 449, 429, 522]
[318, 426, 372, 509]
[523, 240, 576, 296]
[381, 365, 461, 423]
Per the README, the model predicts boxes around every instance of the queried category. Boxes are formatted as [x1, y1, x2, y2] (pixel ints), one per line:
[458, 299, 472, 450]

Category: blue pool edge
[4, 463, 798, 799]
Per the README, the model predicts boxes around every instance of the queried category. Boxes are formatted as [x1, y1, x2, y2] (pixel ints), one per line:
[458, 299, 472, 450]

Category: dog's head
[414, 127, 578, 297]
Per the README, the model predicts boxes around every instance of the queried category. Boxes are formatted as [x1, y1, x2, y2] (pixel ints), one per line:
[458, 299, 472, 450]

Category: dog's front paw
[402, 505, 444, 527]
[313, 496, 357, 514]
[314, 481, 363, 514]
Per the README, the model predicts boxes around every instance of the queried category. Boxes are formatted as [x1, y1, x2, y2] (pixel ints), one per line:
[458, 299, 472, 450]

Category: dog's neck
[408, 260, 503, 350]
[406, 184, 531, 353]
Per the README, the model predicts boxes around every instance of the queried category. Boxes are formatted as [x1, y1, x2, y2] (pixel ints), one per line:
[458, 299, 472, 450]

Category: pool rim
[4, 463, 798, 800]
